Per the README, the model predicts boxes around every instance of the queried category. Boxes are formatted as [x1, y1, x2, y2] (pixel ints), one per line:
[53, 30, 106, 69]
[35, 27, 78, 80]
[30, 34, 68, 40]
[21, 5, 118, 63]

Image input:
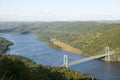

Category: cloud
[0, 11, 57, 21]
[0, 14, 120, 21]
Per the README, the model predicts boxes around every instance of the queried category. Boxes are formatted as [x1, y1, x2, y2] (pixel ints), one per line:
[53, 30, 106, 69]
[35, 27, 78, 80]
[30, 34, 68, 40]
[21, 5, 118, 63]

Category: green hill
[0, 54, 98, 80]
[68, 24, 120, 61]
[0, 21, 103, 34]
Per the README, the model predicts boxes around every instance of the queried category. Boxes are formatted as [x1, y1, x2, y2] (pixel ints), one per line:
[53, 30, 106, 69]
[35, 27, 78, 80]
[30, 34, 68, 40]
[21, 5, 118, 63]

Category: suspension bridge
[62, 46, 113, 68]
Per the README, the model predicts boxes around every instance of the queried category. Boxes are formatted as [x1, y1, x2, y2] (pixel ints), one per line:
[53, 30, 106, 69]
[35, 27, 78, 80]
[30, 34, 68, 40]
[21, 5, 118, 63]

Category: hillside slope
[69, 24, 120, 61]
[0, 54, 97, 80]
[37, 22, 120, 61]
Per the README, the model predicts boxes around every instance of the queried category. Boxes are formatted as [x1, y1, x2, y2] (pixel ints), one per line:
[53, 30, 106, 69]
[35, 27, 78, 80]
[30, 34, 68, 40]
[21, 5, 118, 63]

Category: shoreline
[50, 38, 114, 62]
[3, 42, 14, 53]
[51, 38, 82, 54]
[0, 36, 14, 54]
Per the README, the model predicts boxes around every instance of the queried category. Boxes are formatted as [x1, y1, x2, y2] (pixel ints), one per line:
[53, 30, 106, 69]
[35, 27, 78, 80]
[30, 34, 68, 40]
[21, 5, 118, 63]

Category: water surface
[3, 34, 120, 80]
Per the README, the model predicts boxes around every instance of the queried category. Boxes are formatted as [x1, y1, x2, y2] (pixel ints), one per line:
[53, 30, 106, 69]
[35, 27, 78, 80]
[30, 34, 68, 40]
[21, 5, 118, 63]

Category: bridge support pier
[105, 46, 111, 61]
[63, 55, 68, 68]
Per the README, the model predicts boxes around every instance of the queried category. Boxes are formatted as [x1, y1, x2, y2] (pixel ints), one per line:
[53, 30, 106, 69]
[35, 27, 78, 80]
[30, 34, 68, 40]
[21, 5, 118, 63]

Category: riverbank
[51, 39, 82, 54]
[0, 37, 13, 54]
[50, 38, 120, 62]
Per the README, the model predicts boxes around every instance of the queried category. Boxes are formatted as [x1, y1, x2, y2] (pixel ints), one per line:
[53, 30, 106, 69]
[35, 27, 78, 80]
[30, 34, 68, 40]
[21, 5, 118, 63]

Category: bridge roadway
[68, 53, 111, 66]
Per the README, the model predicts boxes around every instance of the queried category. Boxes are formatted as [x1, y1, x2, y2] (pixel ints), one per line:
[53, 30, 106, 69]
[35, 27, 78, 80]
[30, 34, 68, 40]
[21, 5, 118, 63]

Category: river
[2, 34, 120, 80]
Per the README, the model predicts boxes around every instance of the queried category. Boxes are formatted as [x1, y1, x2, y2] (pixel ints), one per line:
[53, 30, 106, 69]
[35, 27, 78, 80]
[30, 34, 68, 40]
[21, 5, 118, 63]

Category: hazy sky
[0, 0, 120, 21]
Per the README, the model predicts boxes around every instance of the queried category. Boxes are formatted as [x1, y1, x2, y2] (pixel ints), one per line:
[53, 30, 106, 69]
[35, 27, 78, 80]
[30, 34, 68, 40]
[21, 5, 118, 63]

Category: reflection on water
[3, 34, 120, 80]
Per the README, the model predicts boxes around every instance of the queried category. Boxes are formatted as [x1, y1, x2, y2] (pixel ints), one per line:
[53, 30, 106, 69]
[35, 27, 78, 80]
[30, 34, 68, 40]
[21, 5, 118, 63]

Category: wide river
[2, 34, 120, 80]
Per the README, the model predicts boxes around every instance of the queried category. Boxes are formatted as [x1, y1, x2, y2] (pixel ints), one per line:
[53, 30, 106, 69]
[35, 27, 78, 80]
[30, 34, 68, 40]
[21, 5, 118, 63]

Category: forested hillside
[38, 23, 120, 61]
[0, 54, 97, 80]
[67, 24, 120, 61]
[0, 21, 103, 34]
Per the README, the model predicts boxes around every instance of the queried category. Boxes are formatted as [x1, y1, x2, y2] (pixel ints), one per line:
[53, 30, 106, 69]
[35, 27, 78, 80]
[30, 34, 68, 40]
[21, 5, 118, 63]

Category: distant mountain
[95, 20, 120, 23]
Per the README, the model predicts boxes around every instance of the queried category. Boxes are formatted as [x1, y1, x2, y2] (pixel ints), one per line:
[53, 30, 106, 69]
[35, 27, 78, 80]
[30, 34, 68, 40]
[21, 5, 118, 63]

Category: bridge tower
[63, 55, 68, 68]
[105, 46, 111, 61]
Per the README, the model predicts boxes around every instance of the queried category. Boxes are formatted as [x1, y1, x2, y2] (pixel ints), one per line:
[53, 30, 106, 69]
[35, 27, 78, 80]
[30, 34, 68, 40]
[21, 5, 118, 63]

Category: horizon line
[0, 19, 120, 22]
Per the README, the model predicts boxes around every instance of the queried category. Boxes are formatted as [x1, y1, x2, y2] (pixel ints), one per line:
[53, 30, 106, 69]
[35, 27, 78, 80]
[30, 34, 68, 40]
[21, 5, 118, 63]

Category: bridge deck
[69, 53, 108, 66]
